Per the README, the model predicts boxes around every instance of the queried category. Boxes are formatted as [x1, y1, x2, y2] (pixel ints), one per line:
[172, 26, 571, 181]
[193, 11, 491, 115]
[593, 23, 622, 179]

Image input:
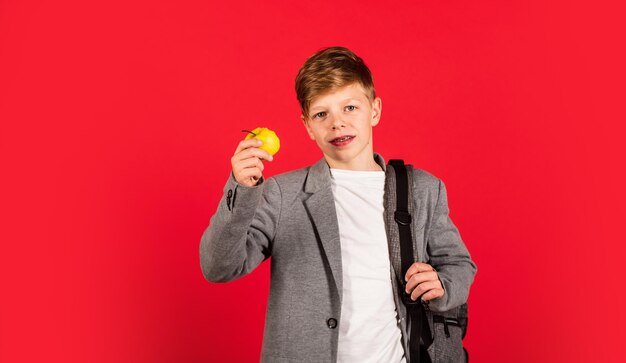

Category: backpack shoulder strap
[388, 159, 414, 278]
[388, 159, 433, 363]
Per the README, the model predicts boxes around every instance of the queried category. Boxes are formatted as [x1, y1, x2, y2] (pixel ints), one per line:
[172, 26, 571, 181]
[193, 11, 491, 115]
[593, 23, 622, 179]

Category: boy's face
[301, 83, 382, 171]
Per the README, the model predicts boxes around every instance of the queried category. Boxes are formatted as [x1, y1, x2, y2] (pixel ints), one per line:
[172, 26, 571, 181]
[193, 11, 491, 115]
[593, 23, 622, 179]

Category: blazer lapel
[302, 154, 389, 304]
[303, 158, 343, 302]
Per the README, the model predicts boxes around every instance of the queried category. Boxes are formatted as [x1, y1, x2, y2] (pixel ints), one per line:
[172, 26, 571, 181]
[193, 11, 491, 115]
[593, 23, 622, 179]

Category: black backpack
[388, 159, 469, 363]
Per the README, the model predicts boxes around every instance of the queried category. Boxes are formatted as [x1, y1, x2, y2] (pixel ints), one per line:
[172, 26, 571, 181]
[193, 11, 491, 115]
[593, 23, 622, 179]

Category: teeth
[334, 136, 351, 142]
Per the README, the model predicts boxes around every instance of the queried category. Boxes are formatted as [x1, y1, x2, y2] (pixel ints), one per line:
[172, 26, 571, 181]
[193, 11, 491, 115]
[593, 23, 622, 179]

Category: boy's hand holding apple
[231, 128, 280, 187]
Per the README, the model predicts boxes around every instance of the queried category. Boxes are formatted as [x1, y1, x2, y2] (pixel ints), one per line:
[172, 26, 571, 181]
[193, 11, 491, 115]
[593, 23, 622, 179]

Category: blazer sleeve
[426, 179, 477, 312]
[199, 172, 281, 283]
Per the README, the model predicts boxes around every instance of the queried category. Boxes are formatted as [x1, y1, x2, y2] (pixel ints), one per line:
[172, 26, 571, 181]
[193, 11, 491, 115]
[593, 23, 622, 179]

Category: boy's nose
[330, 115, 346, 129]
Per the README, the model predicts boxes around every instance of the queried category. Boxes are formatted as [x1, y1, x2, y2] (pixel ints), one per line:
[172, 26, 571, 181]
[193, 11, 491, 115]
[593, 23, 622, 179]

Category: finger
[238, 167, 262, 183]
[410, 280, 442, 301]
[405, 271, 439, 294]
[236, 146, 273, 162]
[231, 150, 271, 173]
[420, 288, 445, 302]
[234, 139, 263, 155]
[405, 262, 436, 282]
[236, 156, 265, 172]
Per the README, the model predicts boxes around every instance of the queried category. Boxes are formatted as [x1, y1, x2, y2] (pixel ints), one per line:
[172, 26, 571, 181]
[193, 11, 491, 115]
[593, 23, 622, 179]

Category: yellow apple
[243, 127, 281, 156]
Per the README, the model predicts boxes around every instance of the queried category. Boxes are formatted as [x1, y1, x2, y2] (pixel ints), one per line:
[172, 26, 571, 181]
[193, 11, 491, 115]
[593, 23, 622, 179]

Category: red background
[1, 0, 625, 362]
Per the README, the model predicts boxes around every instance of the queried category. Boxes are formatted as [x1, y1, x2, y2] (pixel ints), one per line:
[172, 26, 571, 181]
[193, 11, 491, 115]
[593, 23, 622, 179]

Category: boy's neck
[324, 154, 383, 171]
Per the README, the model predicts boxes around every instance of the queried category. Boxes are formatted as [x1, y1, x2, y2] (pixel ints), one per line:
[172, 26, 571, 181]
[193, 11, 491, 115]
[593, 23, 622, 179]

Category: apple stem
[241, 129, 256, 136]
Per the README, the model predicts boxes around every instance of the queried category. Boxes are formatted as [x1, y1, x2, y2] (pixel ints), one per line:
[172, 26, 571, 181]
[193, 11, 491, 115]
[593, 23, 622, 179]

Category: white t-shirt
[330, 168, 406, 363]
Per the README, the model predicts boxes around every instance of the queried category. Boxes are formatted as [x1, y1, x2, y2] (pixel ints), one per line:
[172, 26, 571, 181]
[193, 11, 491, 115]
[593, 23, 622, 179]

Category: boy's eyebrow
[309, 98, 364, 112]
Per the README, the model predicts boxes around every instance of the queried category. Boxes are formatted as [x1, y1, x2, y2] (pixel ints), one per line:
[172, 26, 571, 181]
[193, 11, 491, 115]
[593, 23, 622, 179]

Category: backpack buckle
[394, 210, 412, 226]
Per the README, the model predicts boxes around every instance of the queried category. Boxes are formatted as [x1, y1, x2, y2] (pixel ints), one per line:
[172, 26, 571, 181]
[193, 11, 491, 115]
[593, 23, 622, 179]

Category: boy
[200, 46, 476, 362]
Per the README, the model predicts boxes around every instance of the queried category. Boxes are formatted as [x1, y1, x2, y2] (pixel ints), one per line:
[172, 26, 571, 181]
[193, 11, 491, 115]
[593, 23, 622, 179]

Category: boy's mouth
[329, 135, 355, 146]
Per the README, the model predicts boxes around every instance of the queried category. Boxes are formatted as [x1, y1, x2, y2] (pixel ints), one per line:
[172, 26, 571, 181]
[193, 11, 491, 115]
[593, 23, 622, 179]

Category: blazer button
[327, 318, 337, 329]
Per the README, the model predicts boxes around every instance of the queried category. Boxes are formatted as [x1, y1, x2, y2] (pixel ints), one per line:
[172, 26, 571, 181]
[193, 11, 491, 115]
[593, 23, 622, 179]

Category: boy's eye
[313, 112, 326, 119]
[346, 105, 356, 111]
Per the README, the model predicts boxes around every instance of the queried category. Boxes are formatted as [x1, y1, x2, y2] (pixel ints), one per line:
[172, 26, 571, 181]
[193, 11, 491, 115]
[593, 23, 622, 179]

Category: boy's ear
[371, 97, 382, 127]
[301, 114, 315, 140]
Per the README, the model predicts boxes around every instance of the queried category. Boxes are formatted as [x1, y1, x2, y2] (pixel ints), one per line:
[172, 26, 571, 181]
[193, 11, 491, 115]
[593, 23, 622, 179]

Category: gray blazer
[200, 153, 477, 362]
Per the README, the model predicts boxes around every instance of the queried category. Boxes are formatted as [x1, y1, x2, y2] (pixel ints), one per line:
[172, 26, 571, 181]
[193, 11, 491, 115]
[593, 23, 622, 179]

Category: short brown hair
[295, 46, 376, 119]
